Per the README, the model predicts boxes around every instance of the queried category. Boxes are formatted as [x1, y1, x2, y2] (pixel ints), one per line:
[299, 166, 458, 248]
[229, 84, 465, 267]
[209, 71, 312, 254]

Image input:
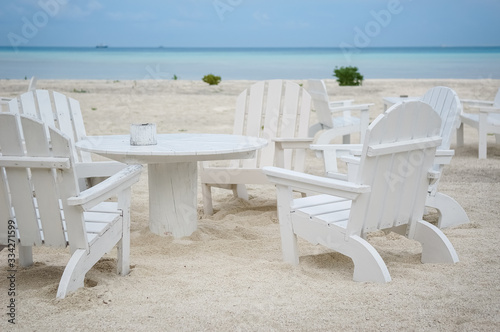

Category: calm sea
[1, 46, 499, 80]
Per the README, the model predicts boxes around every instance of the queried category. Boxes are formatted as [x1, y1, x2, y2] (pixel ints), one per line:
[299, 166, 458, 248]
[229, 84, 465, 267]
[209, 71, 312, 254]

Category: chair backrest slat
[0, 114, 41, 246]
[35, 90, 56, 128]
[231, 80, 311, 171]
[0, 113, 87, 251]
[21, 116, 67, 247]
[350, 102, 441, 236]
[4, 90, 92, 164]
[421, 86, 461, 150]
[307, 80, 334, 129]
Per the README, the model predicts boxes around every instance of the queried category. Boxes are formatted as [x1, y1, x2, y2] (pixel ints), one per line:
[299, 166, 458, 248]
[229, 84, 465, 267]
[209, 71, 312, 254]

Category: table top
[383, 96, 420, 104]
[75, 133, 268, 164]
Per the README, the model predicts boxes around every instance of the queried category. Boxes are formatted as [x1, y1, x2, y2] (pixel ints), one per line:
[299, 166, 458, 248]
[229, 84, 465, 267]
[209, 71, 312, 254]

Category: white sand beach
[1, 78, 499, 331]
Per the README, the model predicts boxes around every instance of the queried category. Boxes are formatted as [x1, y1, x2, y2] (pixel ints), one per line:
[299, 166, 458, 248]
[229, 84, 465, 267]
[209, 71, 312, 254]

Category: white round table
[76, 133, 267, 237]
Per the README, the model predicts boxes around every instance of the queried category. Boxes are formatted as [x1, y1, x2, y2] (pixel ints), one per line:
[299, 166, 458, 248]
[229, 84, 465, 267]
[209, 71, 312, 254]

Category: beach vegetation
[73, 88, 88, 93]
[333, 66, 364, 86]
[172, 74, 178, 80]
[202, 74, 221, 85]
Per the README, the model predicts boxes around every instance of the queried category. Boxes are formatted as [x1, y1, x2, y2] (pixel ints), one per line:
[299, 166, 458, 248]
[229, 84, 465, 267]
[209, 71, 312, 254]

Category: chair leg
[117, 189, 131, 276]
[275, 185, 299, 265]
[456, 123, 464, 147]
[426, 192, 470, 229]
[233, 184, 248, 200]
[346, 235, 392, 283]
[413, 220, 459, 264]
[479, 113, 488, 159]
[57, 249, 87, 299]
[19, 245, 33, 267]
[202, 184, 214, 215]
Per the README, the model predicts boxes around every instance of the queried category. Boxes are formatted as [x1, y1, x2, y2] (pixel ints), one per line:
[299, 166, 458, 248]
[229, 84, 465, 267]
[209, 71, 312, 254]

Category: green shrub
[333, 66, 363, 86]
[202, 74, 221, 85]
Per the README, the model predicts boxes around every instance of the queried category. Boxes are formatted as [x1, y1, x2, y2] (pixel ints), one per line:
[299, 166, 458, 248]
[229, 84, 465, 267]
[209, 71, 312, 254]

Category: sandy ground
[0, 78, 499, 331]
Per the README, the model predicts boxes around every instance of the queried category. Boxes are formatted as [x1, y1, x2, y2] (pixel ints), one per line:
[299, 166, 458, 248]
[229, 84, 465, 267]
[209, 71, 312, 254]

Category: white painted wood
[0, 114, 142, 298]
[318, 87, 469, 229]
[2, 90, 127, 189]
[263, 101, 459, 283]
[200, 80, 311, 215]
[307, 79, 372, 144]
[76, 133, 266, 237]
[458, 88, 500, 159]
[148, 162, 197, 237]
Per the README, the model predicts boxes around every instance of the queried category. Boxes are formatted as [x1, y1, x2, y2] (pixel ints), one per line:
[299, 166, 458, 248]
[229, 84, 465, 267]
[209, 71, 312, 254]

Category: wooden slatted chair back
[0, 113, 87, 251]
[421, 86, 461, 150]
[351, 101, 442, 236]
[307, 79, 336, 129]
[5, 90, 92, 163]
[232, 80, 311, 171]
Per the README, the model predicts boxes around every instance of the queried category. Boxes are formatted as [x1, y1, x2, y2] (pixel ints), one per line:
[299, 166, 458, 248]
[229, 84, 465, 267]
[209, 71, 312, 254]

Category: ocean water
[0, 46, 499, 80]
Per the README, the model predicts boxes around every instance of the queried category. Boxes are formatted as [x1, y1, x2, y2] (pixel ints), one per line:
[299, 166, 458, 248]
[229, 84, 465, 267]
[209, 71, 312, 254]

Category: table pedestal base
[148, 162, 197, 237]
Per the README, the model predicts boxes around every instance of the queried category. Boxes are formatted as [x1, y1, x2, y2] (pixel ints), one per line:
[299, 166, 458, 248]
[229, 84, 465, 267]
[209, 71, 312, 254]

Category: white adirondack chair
[306, 79, 372, 144]
[200, 80, 313, 215]
[3, 89, 126, 189]
[0, 113, 142, 298]
[457, 87, 500, 159]
[311, 86, 470, 229]
[263, 101, 459, 283]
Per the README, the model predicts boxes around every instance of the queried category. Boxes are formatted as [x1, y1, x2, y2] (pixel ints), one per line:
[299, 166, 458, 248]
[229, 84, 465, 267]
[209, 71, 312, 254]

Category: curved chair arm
[263, 166, 370, 200]
[67, 165, 143, 210]
[329, 103, 374, 114]
[273, 138, 314, 168]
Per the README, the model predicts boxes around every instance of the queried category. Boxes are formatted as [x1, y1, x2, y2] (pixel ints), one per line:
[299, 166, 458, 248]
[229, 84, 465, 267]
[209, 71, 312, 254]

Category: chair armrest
[329, 103, 373, 113]
[273, 137, 314, 150]
[329, 99, 354, 107]
[461, 99, 494, 107]
[310, 144, 363, 173]
[263, 166, 370, 200]
[273, 138, 314, 168]
[480, 106, 500, 113]
[67, 164, 143, 210]
[434, 149, 454, 165]
[75, 161, 128, 179]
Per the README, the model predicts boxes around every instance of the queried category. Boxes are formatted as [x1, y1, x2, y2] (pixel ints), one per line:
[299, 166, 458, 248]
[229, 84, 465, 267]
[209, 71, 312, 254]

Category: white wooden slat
[0, 113, 24, 155]
[291, 194, 346, 210]
[367, 137, 441, 156]
[7, 98, 20, 114]
[48, 126, 88, 253]
[313, 209, 351, 225]
[68, 96, 93, 163]
[280, 82, 300, 170]
[293, 90, 311, 172]
[233, 90, 247, 136]
[246, 81, 266, 138]
[85, 221, 111, 234]
[35, 90, 56, 128]
[0, 168, 12, 244]
[21, 116, 67, 247]
[258, 80, 283, 168]
[0, 115, 42, 246]
[297, 200, 351, 216]
[20, 91, 38, 118]
[53, 92, 80, 162]
[0, 156, 70, 169]
[83, 211, 120, 224]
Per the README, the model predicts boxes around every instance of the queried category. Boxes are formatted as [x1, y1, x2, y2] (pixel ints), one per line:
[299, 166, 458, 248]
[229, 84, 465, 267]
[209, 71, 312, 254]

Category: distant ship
[96, 44, 108, 48]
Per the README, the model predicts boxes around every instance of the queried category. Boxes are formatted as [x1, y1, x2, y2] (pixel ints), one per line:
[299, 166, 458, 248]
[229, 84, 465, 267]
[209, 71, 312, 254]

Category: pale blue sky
[1, 0, 499, 48]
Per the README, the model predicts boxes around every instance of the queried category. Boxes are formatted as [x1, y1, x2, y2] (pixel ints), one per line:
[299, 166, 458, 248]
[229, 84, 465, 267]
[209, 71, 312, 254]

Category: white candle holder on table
[130, 123, 157, 146]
